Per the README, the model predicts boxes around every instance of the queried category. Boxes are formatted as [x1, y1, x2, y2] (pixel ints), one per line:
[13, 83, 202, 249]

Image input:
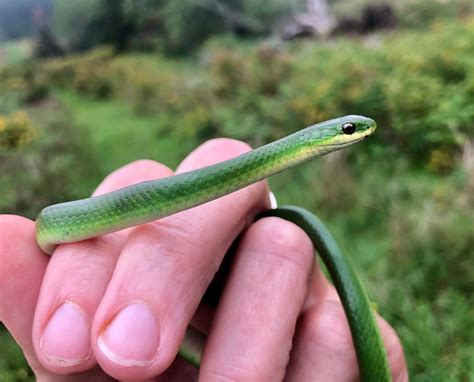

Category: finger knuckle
[128, 216, 204, 269]
[205, 364, 249, 382]
[301, 301, 358, 365]
[249, 217, 314, 273]
[204, 360, 279, 382]
[0, 215, 34, 281]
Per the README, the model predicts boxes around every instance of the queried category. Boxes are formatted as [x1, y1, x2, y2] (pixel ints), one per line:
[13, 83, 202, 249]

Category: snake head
[316, 115, 377, 150]
[339, 115, 377, 137]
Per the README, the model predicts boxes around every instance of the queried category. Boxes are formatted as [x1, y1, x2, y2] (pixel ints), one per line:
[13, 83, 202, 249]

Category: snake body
[35, 115, 391, 381]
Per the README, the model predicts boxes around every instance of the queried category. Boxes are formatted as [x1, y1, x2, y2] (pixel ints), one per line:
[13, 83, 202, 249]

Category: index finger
[32, 160, 174, 375]
[91, 139, 271, 380]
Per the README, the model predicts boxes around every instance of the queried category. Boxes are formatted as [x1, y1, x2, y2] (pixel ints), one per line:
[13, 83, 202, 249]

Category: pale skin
[0, 138, 408, 381]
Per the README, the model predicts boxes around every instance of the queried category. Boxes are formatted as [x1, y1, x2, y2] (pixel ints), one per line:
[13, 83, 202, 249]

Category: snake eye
[342, 122, 356, 135]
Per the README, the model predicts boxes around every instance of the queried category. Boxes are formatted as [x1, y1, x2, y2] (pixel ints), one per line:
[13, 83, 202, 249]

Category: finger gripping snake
[36, 115, 391, 381]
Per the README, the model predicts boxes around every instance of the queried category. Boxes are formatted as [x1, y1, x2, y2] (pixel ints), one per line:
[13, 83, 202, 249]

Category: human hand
[0, 138, 408, 381]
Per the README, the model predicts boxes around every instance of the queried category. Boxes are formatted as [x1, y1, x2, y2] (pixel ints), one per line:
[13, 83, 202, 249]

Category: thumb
[0, 215, 113, 381]
[0, 215, 49, 376]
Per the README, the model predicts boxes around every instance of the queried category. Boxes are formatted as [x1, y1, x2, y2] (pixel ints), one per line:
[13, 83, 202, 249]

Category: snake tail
[261, 206, 392, 381]
[177, 207, 391, 381]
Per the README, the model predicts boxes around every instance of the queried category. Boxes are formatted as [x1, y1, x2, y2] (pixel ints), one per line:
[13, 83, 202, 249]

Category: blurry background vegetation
[1, 0, 473, 381]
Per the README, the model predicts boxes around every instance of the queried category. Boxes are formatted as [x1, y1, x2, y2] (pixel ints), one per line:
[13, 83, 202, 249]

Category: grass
[1, 20, 473, 380]
[0, 39, 32, 68]
[1, 89, 473, 380]
[0, 327, 33, 381]
[270, 160, 474, 381]
[56, 90, 197, 177]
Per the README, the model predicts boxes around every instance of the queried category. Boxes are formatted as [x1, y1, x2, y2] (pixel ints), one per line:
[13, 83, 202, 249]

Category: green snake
[35, 115, 391, 381]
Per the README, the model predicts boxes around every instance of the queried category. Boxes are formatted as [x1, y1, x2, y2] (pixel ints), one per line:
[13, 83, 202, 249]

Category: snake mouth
[325, 135, 367, 150]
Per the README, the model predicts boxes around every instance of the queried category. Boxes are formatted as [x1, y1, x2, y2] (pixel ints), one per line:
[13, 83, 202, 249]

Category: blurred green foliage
[51, 0, 102, 51]
[0, 17, 473, 382]
[0, 39, 32, 68]
[0, 111, 36, 149]
[0, 102, 100, 218]
[47, 0, 474, 55]
[0, 326, 33, 381]
[330, 0, 474, 28]
[50, 0, 306, 54]
[4, 20, 471, 168]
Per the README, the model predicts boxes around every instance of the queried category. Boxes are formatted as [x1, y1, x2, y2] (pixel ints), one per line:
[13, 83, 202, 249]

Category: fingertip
[193, 137, 252, 156]
[376, 314, 408, 381]
[120, 159, 173, 177]
[246, 217, 314, 272]
[285, 301, 359, 381]
[176, 138, 252, 172]
[176, 136, 271, 224]
[0, 214, 35, 240]
[94, 159, 173, 196]
[289, 301, 408, 381]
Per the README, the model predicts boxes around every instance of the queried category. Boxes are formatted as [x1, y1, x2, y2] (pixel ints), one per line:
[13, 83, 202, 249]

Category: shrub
[0, 111, 36, 149]
[1, 19, 473, 381]
[0, 103, 99, 218]
[13, 19, 474, 169]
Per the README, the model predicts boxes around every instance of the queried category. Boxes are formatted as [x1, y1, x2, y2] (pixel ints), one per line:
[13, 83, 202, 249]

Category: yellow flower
[0, 116, 7, 132]
[11, 111, 30, 127]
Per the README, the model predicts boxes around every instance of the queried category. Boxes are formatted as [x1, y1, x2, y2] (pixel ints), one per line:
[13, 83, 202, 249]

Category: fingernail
[98, 302, 160, 367]
[269, 191, 278, 209]
[40, 301, 91, 367]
